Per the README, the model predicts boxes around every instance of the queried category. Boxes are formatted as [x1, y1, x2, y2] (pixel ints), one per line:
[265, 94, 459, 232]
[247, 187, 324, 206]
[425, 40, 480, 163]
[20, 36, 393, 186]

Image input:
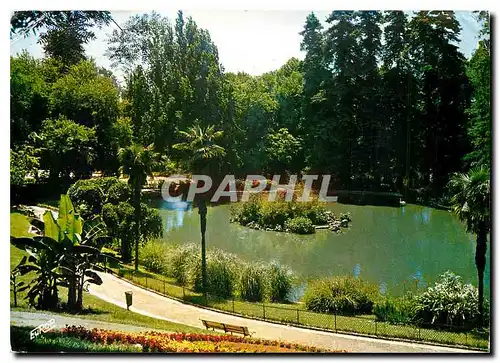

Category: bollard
[145, 276, 148, 288]
[296, 309, 299, 324]
[125, 291, 133, 310]
[232, 298, 235, 313]
[263, 304, 266, 319]
[334, 312, 337, 331]
[163, 281, 166, 295]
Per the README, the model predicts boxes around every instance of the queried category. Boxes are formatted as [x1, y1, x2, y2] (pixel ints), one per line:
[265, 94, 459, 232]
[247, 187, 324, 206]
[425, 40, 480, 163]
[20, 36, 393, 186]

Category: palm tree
[118, 143, 160, 271]
[173, 123, 226, 296]
[448, 166, 490, 326]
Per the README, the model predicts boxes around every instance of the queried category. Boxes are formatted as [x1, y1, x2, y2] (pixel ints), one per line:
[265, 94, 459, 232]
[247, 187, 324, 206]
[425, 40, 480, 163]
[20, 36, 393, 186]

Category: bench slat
[200, 319, 251, 336]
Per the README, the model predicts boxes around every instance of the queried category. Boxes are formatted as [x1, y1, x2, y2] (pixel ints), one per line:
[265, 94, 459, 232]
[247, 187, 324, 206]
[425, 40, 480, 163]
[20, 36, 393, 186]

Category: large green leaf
[57, 194, 83, 243]
[73, 245, 100, 255]
[14, 264, 40, 275]
[43, 210, 60, 241]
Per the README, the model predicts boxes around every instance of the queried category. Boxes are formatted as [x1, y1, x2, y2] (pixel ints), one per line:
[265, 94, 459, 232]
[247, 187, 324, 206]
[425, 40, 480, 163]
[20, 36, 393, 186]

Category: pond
[150, 200, 490, 297]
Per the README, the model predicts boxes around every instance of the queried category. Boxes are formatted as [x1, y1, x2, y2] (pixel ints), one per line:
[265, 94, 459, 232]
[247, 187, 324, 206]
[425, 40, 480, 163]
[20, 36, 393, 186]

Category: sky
[10, 10, 482, 82]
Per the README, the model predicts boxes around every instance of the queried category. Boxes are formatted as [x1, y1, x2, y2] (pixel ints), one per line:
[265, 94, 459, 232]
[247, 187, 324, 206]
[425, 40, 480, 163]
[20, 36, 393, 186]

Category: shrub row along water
[229, 194, 351, 234]
[140, 240, 487, 330]
[140, 241, 295, 303]
[304, 272, 489, 330]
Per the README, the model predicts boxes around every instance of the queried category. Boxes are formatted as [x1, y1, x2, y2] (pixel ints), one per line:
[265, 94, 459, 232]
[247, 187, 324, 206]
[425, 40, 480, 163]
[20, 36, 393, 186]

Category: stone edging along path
[87, 271, 480, 353]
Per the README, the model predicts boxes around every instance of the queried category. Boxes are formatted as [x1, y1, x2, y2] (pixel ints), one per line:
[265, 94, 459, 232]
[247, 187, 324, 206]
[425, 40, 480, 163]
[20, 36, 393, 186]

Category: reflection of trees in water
[421, 208, 431, 224]
[353, 263, 361, 278]
[161, 201, 193, 232]
[379, 281, 387, 295]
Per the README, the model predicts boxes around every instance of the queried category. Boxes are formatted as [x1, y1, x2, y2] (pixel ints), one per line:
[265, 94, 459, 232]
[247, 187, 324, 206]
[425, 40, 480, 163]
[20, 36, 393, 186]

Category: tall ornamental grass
[304, 276, 380, 315]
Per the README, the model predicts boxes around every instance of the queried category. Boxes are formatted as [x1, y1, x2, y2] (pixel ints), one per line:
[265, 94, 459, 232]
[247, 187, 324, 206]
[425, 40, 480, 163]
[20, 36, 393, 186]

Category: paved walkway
[88, 272, 479, 353]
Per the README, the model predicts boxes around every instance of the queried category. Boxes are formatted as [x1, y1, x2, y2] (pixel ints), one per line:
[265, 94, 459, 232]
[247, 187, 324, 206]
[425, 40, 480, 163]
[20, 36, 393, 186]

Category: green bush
[170, 243, 199, 285]
[139, 203, 163, 240]
[267, 261, 294, 303]
[303, 200, 332, 225]
[373, 295, 417, 324]
[230, 195, 261, 226]
[68, 177, 127, 218]
[140, 240, 169, 274]
[259, 201, 293, 228]
[414, 271, 487, 327]
[152, 243, 297, 304]
[304, 276, 380, 315]
[106, 182, 131, 204]
[189, 250, 238, 298]
[239, 263, 266, 302]
[284, 216, 315, 234]
[68, 181, 105, 219]
[207, 251, 238, 298]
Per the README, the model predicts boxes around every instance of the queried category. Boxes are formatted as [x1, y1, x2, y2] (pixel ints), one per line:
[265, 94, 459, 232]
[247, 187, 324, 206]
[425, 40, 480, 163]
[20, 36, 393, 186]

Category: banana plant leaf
[57, 194, 83, 244]
[84, 270, 103, 285]
[13, 264, 40, 274]
[30, 218, 45, 231]
[43, 210, 61, 241]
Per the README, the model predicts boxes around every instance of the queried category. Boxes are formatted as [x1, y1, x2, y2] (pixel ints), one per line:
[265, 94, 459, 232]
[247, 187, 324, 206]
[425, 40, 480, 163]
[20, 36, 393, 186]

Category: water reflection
[163, 200, 193, 211]
[412, 270, 426, 289]
[421, 208, 430, 224]
[379, 281, 387, 295]
[162, 201, 192, 232]
[353, 263, 361, 278]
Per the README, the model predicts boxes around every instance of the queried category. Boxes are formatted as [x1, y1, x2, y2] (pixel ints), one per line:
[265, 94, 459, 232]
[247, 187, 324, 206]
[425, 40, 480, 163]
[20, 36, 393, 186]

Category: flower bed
[62, 326, 346, 353]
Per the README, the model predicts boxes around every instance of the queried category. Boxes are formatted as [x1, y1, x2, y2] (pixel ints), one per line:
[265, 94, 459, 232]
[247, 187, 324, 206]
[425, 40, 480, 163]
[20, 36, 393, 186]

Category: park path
[88, 272, 479, 353]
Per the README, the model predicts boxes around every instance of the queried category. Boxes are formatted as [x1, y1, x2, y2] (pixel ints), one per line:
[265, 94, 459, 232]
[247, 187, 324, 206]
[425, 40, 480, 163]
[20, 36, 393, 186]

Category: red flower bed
[61, 326, 347, 353]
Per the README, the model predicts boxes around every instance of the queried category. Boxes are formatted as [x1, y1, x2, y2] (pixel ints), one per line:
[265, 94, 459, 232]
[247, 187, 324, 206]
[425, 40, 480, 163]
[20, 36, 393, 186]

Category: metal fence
[99, 264, 489, 351]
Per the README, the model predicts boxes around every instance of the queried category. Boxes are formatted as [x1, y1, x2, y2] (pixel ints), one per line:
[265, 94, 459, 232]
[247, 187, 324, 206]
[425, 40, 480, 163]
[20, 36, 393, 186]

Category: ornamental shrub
[239, 263, 266, 302]
[373, 295, 417, 324]
[284, 216, 315, 234]
[414, 271, 487, 327]
[304, 276, 380, 315]
[267, 261, 294, 303]
[189, 249, 238, 298]
[140, 240, 169, 274]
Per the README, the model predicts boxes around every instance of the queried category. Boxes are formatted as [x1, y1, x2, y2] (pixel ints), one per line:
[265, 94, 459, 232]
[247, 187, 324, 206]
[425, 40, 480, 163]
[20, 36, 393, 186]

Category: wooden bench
[201, 319, 253, 337]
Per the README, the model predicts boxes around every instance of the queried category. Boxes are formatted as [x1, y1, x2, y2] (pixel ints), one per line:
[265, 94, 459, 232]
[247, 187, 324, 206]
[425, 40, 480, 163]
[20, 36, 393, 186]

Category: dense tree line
[11, 10, 490, 204]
